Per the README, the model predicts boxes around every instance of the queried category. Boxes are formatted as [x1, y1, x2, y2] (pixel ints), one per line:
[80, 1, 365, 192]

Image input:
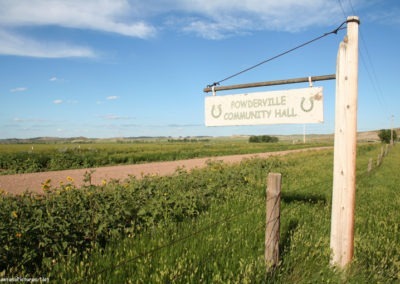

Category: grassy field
[0, 138, 330, 174]
[1, 142, 398, 282]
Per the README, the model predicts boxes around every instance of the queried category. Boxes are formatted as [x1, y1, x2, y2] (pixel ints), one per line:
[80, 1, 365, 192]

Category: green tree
[378, 129, 397, 143]
[249, 136, 260, 143]
[249, 135, 279, 143]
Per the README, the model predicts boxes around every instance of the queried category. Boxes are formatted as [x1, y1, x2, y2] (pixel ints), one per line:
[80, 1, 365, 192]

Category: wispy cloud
[366, 7, 400, 26]
[13, 117, 46, 123]
[101, 114, 131, 120]
[163, 0, 344, 39]
[52, 99, 78, 104]
[0, 0, 155, 58]
[0, 0, 371, 59]
[10, 87, 27, 93]
[97, 96, 119, 104]
[0, 29, 97, 58]
[103, 115, 122, 120]
[49, 76, 65, 82]
[0, 0, 156, 38]
[106, 95, 119, 100]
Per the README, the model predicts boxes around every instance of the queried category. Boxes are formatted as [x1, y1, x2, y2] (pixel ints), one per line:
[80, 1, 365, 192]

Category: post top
[347, 16, 360, 25]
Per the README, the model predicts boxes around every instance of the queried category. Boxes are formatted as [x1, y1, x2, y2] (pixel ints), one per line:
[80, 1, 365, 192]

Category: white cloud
[103, 115, 121, 120]
[0, 0, 155, 58]
[51, 99, 77, 104]
[136, 0, 348, 39]
[366, 7, 400, 26]
[168, 0, 344, 39]
[0, 1, 350, 43]
[0, 0, 155, 38]
[10, 87, 27, 92]
[101, 114, 130, 120]
[0, 29, 97, 58]
[106, 96, 119, 100]
[99, 114, 133, 120]
[49, 76, 66, 82]
[0, 0, 366, 60]
[181, 16, 251, 40]
[13, 117, 47, 123]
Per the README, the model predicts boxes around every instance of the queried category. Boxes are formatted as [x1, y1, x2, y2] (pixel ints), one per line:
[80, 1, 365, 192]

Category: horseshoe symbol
[301, 97, 314, 112]
[211, 104, 222, 118]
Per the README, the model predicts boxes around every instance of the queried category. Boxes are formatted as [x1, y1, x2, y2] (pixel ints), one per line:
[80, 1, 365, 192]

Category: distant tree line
[249, 135, 279, 143]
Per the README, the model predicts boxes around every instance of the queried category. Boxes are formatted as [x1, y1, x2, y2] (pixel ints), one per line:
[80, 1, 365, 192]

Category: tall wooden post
[330, 16, 360, 268]
[265, 173, 281, 270]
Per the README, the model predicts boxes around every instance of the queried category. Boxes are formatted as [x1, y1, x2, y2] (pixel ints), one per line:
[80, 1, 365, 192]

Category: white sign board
[205, 87, 323, 126]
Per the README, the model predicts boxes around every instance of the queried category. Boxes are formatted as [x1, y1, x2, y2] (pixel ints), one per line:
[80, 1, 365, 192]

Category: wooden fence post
[265, 173, 281, 271]
[367, 158, 372, 173]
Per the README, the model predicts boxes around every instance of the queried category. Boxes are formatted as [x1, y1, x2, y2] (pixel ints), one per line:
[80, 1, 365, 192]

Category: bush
[249, 135, 279, 143]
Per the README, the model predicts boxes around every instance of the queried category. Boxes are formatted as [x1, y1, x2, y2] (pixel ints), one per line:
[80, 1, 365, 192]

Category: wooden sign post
[330, 16, 360, 268]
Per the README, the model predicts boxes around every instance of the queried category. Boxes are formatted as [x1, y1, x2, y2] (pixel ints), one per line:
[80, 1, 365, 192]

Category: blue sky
[0, 0, 399, 139]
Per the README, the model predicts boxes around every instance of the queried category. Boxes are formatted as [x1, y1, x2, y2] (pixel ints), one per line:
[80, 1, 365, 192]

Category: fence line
[360, 143, 393, 178]
[79, 178, 336, 282]
[77, 144, 392, 282]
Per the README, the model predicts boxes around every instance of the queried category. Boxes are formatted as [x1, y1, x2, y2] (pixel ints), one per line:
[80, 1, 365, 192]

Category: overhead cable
[338, 0, 388, 111]
[207, 20, 347, 88]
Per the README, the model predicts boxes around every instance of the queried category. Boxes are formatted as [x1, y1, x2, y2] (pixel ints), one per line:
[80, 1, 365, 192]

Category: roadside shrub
[249, 135, 279, 143]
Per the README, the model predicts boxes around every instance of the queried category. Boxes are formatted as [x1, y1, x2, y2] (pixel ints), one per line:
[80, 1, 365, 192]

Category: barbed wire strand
[77, 147, 387, 282]
[78, 197, 265, 283]
[171, 220, 266, 282]
[170, 159, 388, 283]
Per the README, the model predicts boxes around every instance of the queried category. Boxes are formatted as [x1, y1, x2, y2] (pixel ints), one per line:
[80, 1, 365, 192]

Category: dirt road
[0, 147, 331, 195]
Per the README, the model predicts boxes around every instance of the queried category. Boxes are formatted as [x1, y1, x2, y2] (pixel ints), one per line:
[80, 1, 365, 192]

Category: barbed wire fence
[71, 142, 396, 283]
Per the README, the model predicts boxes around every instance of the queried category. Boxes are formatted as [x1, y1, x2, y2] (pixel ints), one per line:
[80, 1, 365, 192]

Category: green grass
[348, 145, 400, 282]
[2, 143, 398, 283]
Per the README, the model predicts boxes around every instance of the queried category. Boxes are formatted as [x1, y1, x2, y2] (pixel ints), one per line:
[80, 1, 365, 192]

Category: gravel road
[0, 147, 331, 195]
